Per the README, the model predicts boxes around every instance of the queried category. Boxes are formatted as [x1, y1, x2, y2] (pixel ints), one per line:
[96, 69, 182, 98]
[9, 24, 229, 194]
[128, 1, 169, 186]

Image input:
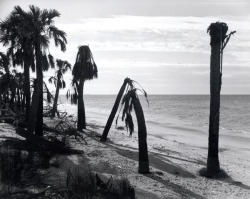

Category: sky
[0, 0, 250, 94]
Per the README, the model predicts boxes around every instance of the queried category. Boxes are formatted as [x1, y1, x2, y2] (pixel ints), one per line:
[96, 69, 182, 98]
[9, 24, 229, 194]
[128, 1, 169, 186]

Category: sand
[0, 117, 250, 198]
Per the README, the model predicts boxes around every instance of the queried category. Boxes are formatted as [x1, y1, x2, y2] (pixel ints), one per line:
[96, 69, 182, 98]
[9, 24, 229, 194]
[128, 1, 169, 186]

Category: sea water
[57, 95, 250, 135]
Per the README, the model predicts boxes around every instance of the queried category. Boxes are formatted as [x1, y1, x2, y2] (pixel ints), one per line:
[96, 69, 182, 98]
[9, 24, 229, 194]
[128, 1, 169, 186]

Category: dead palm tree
[72, 45, 98, 130]
[100, 77, 131, 141]
[206, 22, 235, 177]
[116, 82, 149, 174]
[49, 59, 71, 117]
[104, 78, 149, 173]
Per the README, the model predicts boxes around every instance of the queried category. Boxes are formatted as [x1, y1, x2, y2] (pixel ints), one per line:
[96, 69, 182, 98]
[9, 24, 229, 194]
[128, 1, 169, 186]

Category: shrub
[0, 146, 24, 184]
[66, 167, 97, 199]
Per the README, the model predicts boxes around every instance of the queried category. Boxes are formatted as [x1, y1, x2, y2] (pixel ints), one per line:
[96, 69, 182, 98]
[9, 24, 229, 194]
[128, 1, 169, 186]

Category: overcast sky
[0, 0, 249, 94]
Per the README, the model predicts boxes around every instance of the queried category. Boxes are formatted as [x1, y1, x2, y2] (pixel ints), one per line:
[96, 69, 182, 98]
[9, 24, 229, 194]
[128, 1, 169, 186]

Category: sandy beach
[1, 114, 250, 198]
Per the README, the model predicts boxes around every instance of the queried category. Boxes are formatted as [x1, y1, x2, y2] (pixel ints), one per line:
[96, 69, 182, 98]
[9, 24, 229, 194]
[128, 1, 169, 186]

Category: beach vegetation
[66, 167, 135, 199]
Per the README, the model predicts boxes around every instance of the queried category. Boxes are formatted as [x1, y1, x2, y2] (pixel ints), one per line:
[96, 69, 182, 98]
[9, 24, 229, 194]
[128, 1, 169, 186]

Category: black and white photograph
[0, 0, 249, 198]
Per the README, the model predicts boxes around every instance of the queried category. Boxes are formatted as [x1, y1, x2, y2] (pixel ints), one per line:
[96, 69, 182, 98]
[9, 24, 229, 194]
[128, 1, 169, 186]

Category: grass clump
[65, 166, 135, 199]
[66, 167, 97, 199]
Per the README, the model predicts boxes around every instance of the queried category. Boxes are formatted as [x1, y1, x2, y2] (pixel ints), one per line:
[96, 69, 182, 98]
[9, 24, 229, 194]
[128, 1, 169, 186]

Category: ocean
[57, 95, 250, 135]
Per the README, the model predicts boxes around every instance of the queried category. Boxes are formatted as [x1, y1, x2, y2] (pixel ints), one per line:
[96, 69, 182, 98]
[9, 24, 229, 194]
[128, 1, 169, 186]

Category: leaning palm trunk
[51, 79, 60, 117]
[100, 78, 129, 141]
[132, 95, 150, 174]
[207, 29, 221, 177]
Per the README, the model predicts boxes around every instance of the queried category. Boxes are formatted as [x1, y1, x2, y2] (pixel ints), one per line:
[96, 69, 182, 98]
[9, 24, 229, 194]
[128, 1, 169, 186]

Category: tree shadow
[199, 167, 250, 191]
[95, 139, 206, 198]
[144, 173, 206, 199]
[91, 133, 196, 178]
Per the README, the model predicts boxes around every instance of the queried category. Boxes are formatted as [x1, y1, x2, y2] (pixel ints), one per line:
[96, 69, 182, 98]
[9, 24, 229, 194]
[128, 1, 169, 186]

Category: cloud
[57, 15, 250, 64]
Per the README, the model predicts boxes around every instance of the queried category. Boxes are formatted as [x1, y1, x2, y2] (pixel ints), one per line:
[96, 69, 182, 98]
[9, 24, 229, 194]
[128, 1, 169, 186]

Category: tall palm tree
[72, 45, 98, 130]
[206, 22, 235, 177]
[0, 52, 10, 74]
[0, 6, 35, 121]
[0, 52, 11, 104]
[13, 5, 67, 136]
[49, 59, 71, 117]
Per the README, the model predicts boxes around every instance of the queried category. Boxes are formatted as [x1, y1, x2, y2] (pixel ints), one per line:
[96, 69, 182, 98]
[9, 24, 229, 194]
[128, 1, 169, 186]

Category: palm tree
[0, 52, 10, 105]
[206, 22, 235, 177]
[117, 82, 149, 174]
[49, 59, 71, 117]
[72, 45, 98, 130]
[101, 78, 131, 141]
[13, 5, 67, 136]
[0, 6, 35, 121]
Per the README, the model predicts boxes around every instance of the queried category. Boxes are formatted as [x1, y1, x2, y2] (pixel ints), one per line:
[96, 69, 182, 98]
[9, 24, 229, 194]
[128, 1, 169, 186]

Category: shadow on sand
[86, 130, 206, 199]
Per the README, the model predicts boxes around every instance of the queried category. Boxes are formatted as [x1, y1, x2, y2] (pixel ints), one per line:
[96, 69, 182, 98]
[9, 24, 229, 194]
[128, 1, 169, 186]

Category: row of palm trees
[0, 5, 236, 178]
[0, 5, 67, 136]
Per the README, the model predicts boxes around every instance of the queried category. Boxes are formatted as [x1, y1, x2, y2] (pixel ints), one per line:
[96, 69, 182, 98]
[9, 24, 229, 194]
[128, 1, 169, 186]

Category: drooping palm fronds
[72, 45, 98, 81]
[114, 80, 149, 174]
[114, 79, 149, 137]
[71, 45, 98, 130]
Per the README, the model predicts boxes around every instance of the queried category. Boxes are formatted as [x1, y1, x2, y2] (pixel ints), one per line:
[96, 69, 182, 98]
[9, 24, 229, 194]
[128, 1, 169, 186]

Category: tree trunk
[207, 26, 221, 177]
[51, 79, 60, 117]
[132, 96, 150, 174]
[35, 47, 44, 136]
[27, 79, 39, 133]
[24, 61, 30, 121]
[100, 78, 128, 141]
[17, 88, 20, 109]
[77, 79, 86, 130]
[27, 42, 43, 135]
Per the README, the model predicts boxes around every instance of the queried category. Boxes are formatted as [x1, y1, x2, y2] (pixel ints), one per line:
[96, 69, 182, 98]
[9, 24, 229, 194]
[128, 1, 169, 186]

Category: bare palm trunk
[27, 42, 43, 135]
[24, 61, 30, 121]
[35, 48, 44, 136]
[100, 78, 128, 141]
[207, 25, 221, 177]
[27, 79, 39, 133]
[132, 95, 150, 174]
[51, 79, 60, 117]
[77, 79, 86, 130]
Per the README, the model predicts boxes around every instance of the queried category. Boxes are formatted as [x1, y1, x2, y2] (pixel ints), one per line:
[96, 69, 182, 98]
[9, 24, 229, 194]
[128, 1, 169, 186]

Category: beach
[56, 95, 250, 198]
[1, 95, 250, 198]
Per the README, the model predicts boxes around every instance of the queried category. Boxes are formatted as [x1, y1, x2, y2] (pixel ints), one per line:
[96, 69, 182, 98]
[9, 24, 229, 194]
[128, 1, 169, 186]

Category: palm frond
[125, 113, 134, 135]
[48, 54, 55, 68]
[54, 37, 66, 52]
[42, 54, 49, 71]
[62, 80, 66, 89]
